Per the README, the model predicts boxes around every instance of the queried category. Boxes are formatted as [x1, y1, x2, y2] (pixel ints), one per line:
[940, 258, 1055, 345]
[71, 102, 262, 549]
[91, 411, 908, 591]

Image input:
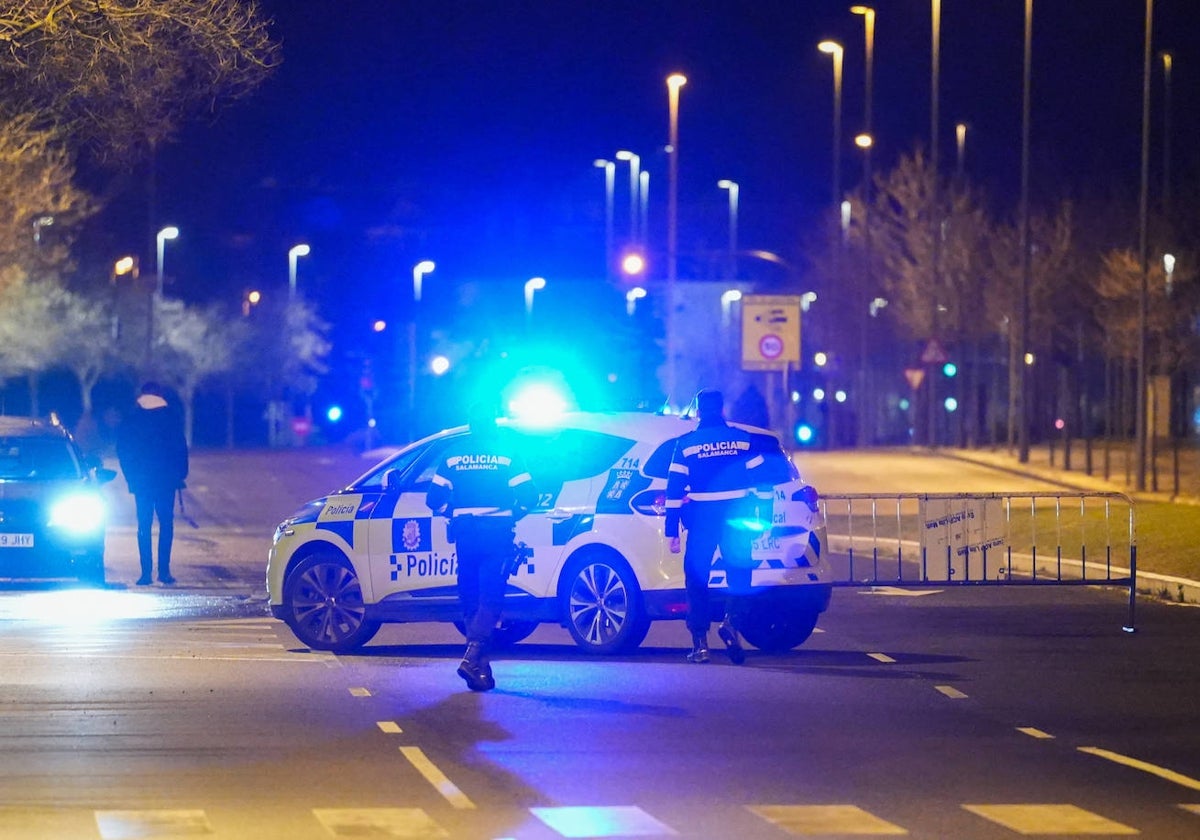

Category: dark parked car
[0, 415, 116, 585]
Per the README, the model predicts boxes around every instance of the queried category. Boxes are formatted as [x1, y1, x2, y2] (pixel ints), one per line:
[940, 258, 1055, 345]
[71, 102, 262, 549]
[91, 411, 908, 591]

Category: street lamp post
[288, 243, 311, 300]
[817, 41, 845, 211]
[717, 180, 739, 279]
[955, 122, 968, 181]
[594, 159, 616, 281]
[1159, 50, 1173, 214]
[639, 170, 650, 248]
[32, 215, 54, 246]
[1135, 0, 1156, 491]
[666, 72, 687, 406]
[525, 277, 546, 328]
[850, 5, 876, 203]
[408, 260, 435, 442]
[156, 226, 179, 297]
[625, 286, 646, 317]
[616, 150, 641, 243]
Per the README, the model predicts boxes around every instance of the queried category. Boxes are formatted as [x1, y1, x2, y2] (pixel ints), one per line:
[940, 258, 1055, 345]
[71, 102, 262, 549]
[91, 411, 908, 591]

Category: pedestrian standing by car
[666, 388, 771, 664]
[116, 382, 189, 586]
[426, 402, 536, 691]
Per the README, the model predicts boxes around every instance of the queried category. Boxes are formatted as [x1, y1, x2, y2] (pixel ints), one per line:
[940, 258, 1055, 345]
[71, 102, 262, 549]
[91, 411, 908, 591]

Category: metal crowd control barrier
[819, 492, 1138, 632]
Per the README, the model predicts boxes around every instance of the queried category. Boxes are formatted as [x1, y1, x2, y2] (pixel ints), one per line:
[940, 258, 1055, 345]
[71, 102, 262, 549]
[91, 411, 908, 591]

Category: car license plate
[0, 533, 34, 548]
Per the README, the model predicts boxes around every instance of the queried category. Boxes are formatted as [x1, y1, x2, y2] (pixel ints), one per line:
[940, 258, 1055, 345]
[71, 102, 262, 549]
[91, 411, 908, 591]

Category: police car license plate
[0, 533, 34, 548]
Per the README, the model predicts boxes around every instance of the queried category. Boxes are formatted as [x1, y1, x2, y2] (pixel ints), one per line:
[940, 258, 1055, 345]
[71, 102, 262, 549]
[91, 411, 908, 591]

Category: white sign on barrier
[919, 498, 1007, 581]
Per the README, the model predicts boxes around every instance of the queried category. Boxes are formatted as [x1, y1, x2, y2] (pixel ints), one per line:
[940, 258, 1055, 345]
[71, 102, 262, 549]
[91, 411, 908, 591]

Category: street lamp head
[717, 179, 736, 190]
[818, 40, 843, 56]
[666, 73, 687, 91]
[526, 276, 546, 293]
[621, 252, 646, 276]
[850, 5, 874, 15]
[626, 286, 647, 303]
[415, 259, 435, 274]
[593, 158, 611, 168]
[721, 289, 742, 305]
[158, 226, 179, 241]
[289, 243, 311, 258]
[854, 133, 874, 149]
[114, 256, 136, 276]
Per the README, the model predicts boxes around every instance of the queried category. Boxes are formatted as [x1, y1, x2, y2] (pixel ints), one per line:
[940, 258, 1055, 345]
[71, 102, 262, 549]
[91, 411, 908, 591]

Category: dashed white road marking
[348, 687, 372, 697]
[749, 804, 907, 835]
[1017, 727, 1055, 739]
[1080, 746, 1200, 792]
[934, 685, 968, 699]
[377, 720, 403, 734]
[399, 746, 475, 810]
[868, 652, 896, 663]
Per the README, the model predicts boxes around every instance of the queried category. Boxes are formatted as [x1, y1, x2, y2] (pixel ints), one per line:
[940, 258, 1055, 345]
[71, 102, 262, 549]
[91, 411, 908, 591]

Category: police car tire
[737, 608, 819, 653]
[283, 552, 382, 652]
[559, 548, 650, 655]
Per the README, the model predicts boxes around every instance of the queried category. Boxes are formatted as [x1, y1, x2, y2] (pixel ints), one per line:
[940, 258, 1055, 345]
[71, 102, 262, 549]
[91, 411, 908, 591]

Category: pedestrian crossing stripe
[963, 804, 1138, 835]
[749, 804, 907, 835]
[313, 807, 446, 838]
[1, 802, 1189, 838]
[95, 809, 213, 838]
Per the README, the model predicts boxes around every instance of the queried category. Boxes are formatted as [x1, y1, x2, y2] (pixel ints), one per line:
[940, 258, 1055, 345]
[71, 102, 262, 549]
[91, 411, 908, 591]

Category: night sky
[94, 0, 1199, 408]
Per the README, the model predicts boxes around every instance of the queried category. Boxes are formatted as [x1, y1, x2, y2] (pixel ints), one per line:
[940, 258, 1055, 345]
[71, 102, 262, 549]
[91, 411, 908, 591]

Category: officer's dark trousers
[454, 517, 516, 645]
[134, 487, 176, 578]
[682, 498, 754, 635]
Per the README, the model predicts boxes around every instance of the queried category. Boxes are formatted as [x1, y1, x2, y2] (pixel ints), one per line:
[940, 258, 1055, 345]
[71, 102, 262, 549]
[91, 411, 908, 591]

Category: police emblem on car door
[366, 441, 458, 598]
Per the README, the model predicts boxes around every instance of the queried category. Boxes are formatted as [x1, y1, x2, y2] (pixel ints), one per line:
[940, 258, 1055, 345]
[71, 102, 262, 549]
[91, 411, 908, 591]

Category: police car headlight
[48, 492, 107, 536]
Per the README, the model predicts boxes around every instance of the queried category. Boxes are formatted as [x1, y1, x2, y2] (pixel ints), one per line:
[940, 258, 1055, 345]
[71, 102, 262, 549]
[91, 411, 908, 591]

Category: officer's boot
[686, 632, 711, 663]
[717, 615, 746, 665]
[457, 641, 495, 691]
[136, 559, 153, 586]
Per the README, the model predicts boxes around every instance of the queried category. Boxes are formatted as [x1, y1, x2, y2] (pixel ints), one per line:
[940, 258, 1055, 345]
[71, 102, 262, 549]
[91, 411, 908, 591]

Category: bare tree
[0, 112, 93, 289]
[0, 0, 280, 161]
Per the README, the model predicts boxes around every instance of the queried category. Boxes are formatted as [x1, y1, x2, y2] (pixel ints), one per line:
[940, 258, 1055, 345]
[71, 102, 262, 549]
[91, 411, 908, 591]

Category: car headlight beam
[48, 492, 107, 536]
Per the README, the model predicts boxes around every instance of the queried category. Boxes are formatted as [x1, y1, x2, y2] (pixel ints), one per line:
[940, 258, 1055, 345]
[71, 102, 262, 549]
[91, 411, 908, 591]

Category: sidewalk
[930, 441, 1200, 607]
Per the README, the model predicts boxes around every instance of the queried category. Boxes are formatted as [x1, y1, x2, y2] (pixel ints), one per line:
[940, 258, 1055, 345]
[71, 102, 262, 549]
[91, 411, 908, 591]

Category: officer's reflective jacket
[426, 427, 536, 521]
[664, 419, 768, 539]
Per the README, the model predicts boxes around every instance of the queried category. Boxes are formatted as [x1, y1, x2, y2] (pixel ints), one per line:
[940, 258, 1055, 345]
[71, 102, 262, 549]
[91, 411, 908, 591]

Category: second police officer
[665, 388, 772, 664]
[426, 401, 537, 691]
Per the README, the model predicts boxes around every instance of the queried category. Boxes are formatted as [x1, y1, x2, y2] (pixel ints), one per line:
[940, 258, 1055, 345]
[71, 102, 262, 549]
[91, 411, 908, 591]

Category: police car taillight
[792, 485, 820, 512]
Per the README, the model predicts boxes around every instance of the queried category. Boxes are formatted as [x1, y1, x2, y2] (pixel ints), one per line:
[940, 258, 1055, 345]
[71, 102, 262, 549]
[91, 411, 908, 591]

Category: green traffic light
[942, 362, 957, 377]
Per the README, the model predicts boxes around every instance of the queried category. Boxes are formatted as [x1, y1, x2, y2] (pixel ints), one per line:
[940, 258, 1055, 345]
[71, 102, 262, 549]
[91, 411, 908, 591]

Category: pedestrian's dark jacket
[116, 394, 189, 496]
[664, 416, 766, 539]
[426, 427, 536, 521]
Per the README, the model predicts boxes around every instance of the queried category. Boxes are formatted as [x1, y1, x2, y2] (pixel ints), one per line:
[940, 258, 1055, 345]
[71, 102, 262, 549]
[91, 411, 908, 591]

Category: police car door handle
[546, 508, 572, 521]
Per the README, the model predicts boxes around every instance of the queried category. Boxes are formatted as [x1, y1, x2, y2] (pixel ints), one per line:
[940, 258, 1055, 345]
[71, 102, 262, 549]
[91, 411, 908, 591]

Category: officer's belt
[453, 507, 515, 518]
[687, 489, 753, 502]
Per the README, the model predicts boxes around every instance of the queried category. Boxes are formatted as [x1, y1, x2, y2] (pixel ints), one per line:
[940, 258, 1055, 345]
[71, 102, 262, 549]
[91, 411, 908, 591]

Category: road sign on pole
[742, 295, 801, 371]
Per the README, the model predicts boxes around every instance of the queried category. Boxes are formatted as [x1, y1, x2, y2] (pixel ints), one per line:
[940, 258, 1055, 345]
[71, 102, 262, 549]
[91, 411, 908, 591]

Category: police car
[267, 412, 830, 655]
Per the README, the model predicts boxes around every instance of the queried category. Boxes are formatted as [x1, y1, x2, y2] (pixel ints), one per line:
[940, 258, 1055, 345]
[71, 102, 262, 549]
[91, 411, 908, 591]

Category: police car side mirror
[383, 468, 403, 492]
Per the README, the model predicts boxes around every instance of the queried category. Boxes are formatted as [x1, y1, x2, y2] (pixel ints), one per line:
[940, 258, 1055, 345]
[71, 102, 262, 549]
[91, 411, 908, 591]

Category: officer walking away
[666, 389, 770, 664]
[116, 382, 189, 586]
[426, 402, 536, 692]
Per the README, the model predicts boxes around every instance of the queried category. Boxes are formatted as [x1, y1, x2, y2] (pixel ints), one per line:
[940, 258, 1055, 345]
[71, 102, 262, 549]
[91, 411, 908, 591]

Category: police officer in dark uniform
[666, 389, 770, 664]
[426, 402, 536, 691]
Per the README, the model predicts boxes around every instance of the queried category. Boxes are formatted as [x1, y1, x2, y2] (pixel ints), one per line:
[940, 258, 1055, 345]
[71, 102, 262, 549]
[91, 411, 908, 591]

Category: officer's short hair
[695, 389, 724, 419]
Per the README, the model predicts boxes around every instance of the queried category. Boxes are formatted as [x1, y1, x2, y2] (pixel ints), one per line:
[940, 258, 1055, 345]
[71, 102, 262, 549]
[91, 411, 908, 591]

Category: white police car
[267, 412, 830, 655]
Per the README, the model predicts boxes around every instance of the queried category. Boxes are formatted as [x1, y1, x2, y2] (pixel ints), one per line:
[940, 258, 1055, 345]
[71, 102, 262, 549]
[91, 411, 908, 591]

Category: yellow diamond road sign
[741, 295, 801, 370]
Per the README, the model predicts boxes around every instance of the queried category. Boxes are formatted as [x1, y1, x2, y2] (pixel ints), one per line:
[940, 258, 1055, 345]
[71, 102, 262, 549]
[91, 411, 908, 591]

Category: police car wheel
[452, 619, 539, 648]
[737, 608, 819, 653]
[283, 553, 381, 652]
[560, 549, 650, 655]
